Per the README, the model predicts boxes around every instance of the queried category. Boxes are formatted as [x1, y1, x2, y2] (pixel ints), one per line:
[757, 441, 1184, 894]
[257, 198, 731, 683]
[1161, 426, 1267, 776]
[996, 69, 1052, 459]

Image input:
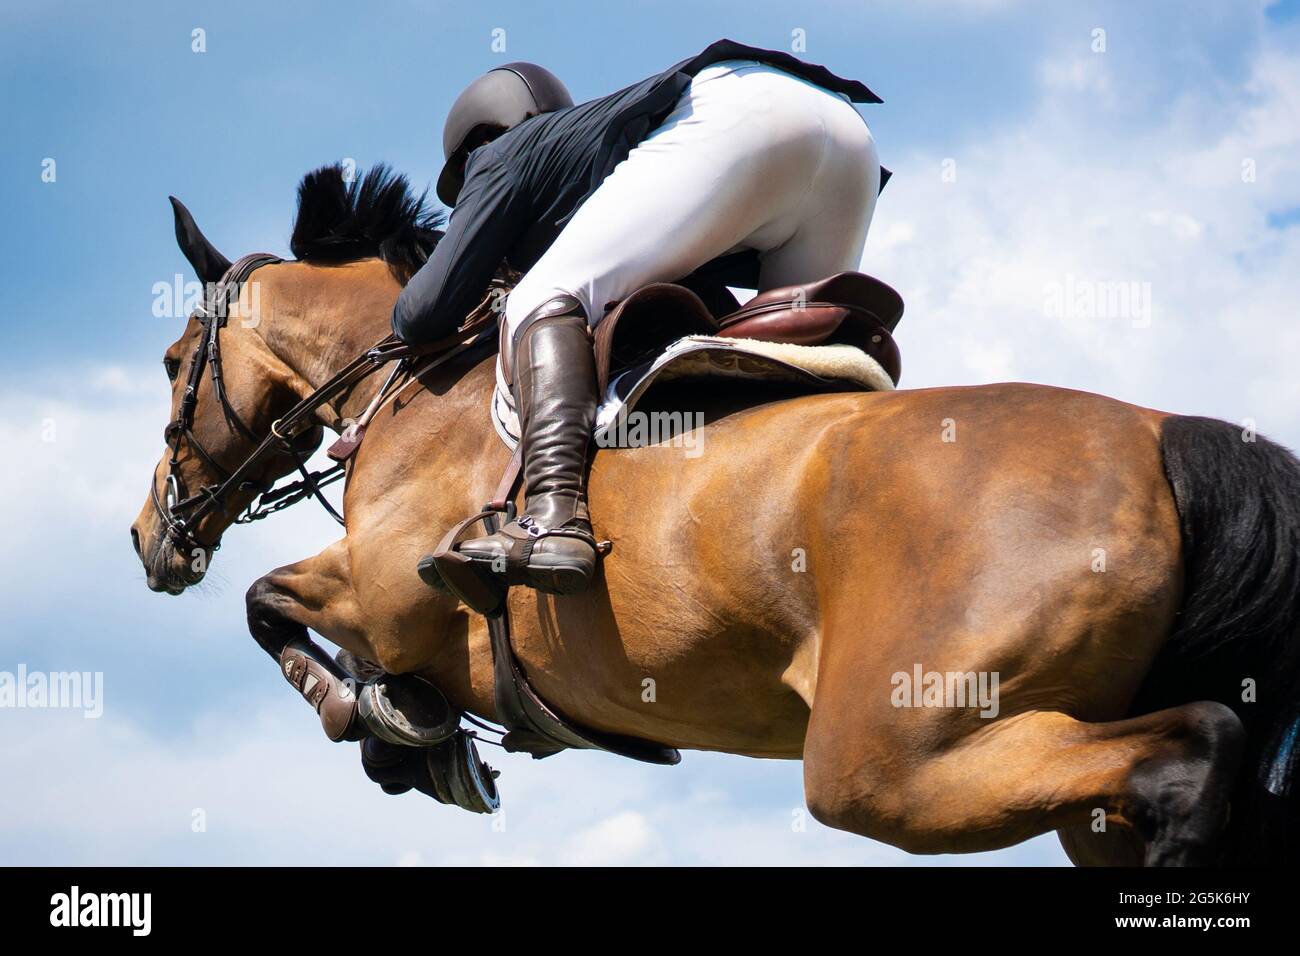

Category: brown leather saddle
[593, 270, 903, 396]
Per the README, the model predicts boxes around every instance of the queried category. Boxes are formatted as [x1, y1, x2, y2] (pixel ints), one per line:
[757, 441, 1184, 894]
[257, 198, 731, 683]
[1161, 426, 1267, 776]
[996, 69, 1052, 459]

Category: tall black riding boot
[455, 295, 598, 595]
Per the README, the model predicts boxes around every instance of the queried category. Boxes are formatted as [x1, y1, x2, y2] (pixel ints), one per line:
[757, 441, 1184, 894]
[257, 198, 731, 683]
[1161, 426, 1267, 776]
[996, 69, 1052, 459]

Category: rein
[153, 253, 503, 553]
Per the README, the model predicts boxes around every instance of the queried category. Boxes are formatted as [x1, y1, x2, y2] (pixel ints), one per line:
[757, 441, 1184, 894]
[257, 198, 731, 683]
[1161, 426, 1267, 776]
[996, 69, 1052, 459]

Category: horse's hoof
[358, 674, 460, 748]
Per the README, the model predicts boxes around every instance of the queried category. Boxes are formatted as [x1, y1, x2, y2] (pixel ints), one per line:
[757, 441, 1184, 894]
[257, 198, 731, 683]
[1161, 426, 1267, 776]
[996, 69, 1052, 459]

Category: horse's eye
[164, 358, 180, 382]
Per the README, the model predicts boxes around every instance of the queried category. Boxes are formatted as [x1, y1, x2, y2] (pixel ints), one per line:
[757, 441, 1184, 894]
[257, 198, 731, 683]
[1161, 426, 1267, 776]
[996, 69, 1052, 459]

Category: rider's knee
[504, 279, 588, 336]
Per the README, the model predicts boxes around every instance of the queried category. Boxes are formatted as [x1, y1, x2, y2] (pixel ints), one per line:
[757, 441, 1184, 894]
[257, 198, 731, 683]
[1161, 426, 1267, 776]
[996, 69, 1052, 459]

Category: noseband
[152, 253, 349, 553]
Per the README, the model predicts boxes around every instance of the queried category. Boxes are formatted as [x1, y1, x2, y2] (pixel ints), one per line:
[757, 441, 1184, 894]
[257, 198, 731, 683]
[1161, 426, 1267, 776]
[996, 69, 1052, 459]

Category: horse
[130, 165, 1300, 865]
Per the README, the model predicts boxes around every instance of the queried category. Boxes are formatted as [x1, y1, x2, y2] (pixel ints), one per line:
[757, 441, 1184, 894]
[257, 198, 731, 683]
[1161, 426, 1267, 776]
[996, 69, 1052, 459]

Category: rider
[394, 38, 886, 596]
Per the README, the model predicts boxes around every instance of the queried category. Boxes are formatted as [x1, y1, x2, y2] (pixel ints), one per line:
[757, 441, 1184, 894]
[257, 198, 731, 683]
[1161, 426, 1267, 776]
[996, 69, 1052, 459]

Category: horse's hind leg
[803, 700, 1245, 865]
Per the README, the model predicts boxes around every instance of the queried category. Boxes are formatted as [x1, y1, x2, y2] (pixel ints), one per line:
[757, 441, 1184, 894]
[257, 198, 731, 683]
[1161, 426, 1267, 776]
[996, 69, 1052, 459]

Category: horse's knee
[1130, 701, 1245, 788]
[245, 573, 283, 614]
[807, 790, 944, 854]
[805, 785, 871, 837]
[803, 778, 844, 832]
[247, 566, 385, 671]
[245, 574, 304, 658]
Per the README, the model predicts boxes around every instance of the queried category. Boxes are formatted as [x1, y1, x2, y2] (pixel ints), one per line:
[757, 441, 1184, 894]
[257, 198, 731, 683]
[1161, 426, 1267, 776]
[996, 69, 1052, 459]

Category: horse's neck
[262, 257, 507, 481]
[262, 259, 405, 428]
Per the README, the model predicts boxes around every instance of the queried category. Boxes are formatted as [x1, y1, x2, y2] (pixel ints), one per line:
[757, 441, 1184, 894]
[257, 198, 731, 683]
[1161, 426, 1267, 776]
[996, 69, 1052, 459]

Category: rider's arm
[392, 148, 520, 345]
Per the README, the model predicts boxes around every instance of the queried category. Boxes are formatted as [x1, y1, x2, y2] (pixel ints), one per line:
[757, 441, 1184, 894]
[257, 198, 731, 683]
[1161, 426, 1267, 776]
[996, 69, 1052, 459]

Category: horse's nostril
[130, 526, 142, 558]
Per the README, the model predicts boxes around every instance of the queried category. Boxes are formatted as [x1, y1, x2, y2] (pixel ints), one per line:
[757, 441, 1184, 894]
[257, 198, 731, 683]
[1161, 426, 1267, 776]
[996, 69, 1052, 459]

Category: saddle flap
[594, 283, 716, 394]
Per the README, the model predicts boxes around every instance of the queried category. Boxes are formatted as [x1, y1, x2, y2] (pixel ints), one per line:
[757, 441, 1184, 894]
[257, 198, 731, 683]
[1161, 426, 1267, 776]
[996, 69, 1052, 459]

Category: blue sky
[1, 1, 1298, 865]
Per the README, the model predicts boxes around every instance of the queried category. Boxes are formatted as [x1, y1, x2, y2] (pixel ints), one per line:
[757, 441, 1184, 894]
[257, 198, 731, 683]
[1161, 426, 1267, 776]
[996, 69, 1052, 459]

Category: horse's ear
[169, 196, 232, 285]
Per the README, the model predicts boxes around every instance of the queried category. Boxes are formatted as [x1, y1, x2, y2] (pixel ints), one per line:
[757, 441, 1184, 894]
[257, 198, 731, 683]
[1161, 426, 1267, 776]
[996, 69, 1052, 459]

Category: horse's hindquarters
[790, 386, 1193, 857]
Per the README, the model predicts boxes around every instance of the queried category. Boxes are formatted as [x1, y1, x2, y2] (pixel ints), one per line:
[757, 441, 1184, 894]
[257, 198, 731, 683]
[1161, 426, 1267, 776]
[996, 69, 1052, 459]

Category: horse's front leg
[245, 539, 459, 749]
[245, 538, 373, 738]
[245, 539, 495, 808]
[245, 537, 368, 650]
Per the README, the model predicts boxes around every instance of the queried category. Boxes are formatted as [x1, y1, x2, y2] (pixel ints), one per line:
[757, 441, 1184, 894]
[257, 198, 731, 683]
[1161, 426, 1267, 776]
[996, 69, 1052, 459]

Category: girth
[418, 272, 904, 768]
[229, 267, 908, 810]
[430, 494, 681, 766]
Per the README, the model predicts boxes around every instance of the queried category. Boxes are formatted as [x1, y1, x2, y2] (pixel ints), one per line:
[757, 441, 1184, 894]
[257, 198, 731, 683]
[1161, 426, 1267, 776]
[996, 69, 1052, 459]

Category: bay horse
[130, 166, 1300, 865]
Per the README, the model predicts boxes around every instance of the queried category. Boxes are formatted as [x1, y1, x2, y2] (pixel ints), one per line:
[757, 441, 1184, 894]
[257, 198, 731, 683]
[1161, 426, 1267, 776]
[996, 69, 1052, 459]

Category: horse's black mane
[289, 163, 444, 275]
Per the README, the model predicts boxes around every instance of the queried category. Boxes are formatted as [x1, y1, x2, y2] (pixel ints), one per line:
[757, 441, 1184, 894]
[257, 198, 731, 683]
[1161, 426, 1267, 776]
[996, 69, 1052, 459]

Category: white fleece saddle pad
[490, 334, 893, 450]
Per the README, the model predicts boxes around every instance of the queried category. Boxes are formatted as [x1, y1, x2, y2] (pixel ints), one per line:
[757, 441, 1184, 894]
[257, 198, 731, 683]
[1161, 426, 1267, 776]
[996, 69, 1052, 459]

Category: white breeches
[501, 58, 881, 351]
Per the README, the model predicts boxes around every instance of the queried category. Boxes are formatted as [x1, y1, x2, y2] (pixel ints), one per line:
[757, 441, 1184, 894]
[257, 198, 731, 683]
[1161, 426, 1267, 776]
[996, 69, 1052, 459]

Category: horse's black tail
[1141, 415, 1300, 863]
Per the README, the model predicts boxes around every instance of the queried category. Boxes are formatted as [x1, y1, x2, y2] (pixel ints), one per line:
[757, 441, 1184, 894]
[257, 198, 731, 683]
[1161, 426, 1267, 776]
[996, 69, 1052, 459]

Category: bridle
[152, 253, 505, 556]
[152, 253, 355, 553]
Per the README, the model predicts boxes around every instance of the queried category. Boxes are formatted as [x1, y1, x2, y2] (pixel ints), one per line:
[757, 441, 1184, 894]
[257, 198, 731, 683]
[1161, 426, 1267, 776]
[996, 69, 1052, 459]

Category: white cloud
[0, 371, 167, 544]
[87, 364, 163, 397]
[0, 705, 1066, 865]
[560, 811, 657, 865]
[1038, 54, 1115, 101]
[0, 362, 345, 614]
[864, 35, 1300, 448]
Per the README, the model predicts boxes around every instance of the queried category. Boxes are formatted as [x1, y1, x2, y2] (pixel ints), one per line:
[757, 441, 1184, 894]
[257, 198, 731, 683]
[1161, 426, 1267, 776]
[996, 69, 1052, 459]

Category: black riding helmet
[437, 62, 574, 206]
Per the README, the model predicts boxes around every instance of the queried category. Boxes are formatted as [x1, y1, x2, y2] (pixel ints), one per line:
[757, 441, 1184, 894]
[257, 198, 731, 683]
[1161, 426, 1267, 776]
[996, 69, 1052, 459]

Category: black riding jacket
[392, 39, 884, 345]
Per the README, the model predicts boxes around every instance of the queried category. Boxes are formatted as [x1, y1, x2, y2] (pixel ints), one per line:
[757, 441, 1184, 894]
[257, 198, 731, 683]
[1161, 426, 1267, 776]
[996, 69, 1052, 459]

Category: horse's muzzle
[133, 521, 207, 595]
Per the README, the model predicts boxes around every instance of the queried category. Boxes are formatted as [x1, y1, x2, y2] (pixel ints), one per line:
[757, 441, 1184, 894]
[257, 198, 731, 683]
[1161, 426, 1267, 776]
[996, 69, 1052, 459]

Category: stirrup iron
[423, 505, 514, 615]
